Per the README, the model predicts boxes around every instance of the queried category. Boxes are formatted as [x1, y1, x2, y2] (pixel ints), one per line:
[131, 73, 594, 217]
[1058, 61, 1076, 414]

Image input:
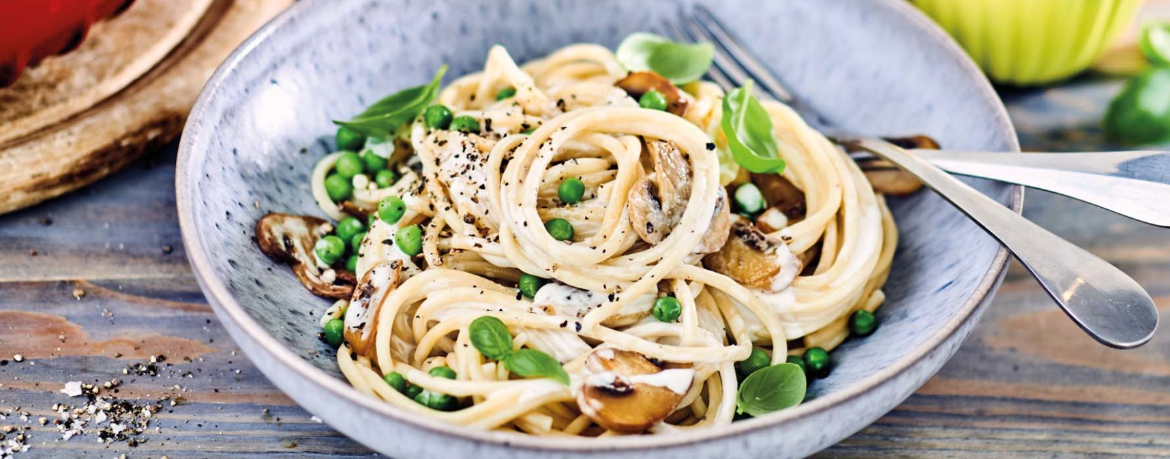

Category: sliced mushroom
[628, 139, 692, 245]
[864, 168, 924, 196]
[343, 260, 402, 356]
[615, 71, 689, 116]
[339, 200, 371, 220]
[702, 217, 802, 293]
[751, 173, 805, 220]
[883, 134, 941, 150]
[531, 282, 654, 327]
[256, 213, 356, 299]
[693, 186, 732, 254]
[576, 349, 695, 433]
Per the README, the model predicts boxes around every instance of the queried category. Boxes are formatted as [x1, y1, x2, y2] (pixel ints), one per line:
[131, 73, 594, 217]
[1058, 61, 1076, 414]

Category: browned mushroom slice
[339, 201, 371, 220]
[576, 349, 695, 433]
[628, 139, 692, 244]
[256, 213, 356, 299]
[343, 260, 403, 356]
[882, 134, 941, 150]
[693, 187, 732, 254]
[864, 168, 924, 196]
[702, 217, 802, 293]
[615, 71, 689, 116]
[751, 173, 806, 220]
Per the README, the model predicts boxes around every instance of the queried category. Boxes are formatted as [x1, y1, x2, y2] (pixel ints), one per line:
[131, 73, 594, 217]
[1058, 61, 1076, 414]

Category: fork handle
[908, 149, 1170, 227]
[850, 139, 1158, 349]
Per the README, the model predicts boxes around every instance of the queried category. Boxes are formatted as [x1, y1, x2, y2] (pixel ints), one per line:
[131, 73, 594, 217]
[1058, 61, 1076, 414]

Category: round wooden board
[0, 0, 293, 216]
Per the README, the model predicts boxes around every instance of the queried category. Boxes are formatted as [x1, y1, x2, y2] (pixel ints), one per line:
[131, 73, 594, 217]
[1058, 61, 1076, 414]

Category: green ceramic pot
[911, 0, 1144, 85]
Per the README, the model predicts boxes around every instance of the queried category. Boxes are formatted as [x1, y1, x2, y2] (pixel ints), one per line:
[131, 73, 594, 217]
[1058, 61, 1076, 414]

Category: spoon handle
[850, 139, 1159, 349]
[869, 149, 1170, 227]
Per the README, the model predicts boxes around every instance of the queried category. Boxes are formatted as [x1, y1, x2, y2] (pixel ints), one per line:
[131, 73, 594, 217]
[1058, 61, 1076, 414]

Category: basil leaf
[1141, 23, 1170, 67]
[334, 65, 448, 138]
[735, 363, 806, 417]
[1104, 67, 1170, 145]
[616, 33, 714, 85]
[721, 80, 786, 174]
[468, 316, 513, 361]
[503, 348, 570, 385]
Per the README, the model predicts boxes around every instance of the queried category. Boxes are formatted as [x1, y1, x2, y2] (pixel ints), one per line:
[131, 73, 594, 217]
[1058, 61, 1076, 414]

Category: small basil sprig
[616, 33, 714, 85]
[333, 65, 448, 138]
[735, 362, 806, 417]
[468, 316, 570, 385]
[721, 80, 786, 174]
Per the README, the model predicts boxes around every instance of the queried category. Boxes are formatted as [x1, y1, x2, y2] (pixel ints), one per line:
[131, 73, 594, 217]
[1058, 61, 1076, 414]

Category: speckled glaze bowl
[176, 0, 1022, 457]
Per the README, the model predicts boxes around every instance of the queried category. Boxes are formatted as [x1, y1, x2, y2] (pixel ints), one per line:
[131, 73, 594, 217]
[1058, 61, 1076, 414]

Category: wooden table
[2, 51, 1170, 459]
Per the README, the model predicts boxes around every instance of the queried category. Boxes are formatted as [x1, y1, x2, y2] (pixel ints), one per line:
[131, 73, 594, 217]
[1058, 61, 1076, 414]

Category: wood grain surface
[3, 21, 1170, 459]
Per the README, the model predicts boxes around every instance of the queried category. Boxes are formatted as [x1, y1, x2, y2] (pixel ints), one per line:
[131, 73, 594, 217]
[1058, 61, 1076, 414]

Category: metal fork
[667, 5, 1159, 349]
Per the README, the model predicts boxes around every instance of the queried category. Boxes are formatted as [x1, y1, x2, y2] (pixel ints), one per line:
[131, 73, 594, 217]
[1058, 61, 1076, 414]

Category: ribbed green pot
[911, 0, 1144, 86]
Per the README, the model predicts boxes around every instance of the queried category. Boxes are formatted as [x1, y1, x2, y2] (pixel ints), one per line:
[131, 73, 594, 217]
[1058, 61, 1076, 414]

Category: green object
[334, 65, 448, 138]
[336, 126, 366, 152]
[734, 183, 765, 214]
[429, 366, 457, 379]
[324, 174, 353, 202]
[424, 104, 454, 130]
[803, 347, 831, 379]
[414, 390, 458, 411]
[737, 348, 770, 377]
[322, 319, 345, 347]
[495, 87, 517, 100]
[849, 310, 878, 336]
[557, 177, 585, 204]
[1142, 23, 1170, 66]
[522, 127, 537, 135]
[404, 384, 422, 399]
[361, 150, 388, 173]
[1104, 68, 1170, 145]
[735, 363, 806, 417]
[908, 0, 1142, 85]
[652, 296, 682, 322]
[638, 89, 668, 111]
[469, 316, 514, 360]
[449, 115, 480, 133]
[383, 372, 408, 393]
[375, 169, 398, 189]
[377, 196, 407, 224]
[722, 80, 786, 174]
[544, 218, 574, 241]
[615, 32, 715, 84]
[785, 355, 808, 380]
[345, 254, 359, 272]
[395, 225, 423, 256]
[335, 217, 365, 243]
[504, 348, 570, 385]
[518, 274, 546, 300]
[350, 231, 367, 251]
[314, 236, 346, 265]
[335, 152, 365, 179]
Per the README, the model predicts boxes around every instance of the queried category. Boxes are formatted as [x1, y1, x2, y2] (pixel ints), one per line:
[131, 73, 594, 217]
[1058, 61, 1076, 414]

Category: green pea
[375, 169, 398, 189]
[345, 254, 359, 272]
[324, 173, 352, 202]
[495, 87, 517, 100]
[1104, 68, 1170, 145]
[336, 126, 366, 152]
[414, 390, 458, 411]
[785, 354, 807, 375]
[322, 319, 344, 347]
[803, 347, 831, 379]
[335, 152, 365, 179]
[429, 366, 456, 379]
[404, 384, 423, 399]
[348, 233, 367, 250]
[545, 218, 574, 241]
[557, 177, 585, 205]
[378, 196, 406, 224]
[383, 372, 408, 393]
[424, 105, 454, 130]
[518, 273, 546, 299]
[652, 296, 682, 322]
[449, 115, 480, 133]
[395, 225, 423, 256]
[734, 182, 765, 214]
[639, 89, 668, 111]
[336, 217, 365, 243]
[849, 310, 877, 336]
[361, 150, 388, 173]
[737, 348, 769, 377]
[314, 236, 346, 265]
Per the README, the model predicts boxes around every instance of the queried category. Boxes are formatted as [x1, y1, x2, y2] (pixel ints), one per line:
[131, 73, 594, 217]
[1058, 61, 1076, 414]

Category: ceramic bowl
[177, 0, 1021, 457]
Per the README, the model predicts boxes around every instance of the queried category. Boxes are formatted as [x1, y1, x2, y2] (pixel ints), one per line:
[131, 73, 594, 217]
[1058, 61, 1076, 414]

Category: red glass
[0, 0, 135, 87]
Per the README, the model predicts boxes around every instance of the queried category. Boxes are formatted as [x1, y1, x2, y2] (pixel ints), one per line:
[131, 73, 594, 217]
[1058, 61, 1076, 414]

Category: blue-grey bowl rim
[176, 0, 1023, 451]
